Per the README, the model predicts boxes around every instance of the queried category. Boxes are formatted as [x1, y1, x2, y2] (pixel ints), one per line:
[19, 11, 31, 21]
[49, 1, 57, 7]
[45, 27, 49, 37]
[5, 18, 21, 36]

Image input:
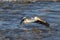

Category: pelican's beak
[34, 20, 49, 27]
[40, 21, 49, 27]
[34, 17, 49, 27]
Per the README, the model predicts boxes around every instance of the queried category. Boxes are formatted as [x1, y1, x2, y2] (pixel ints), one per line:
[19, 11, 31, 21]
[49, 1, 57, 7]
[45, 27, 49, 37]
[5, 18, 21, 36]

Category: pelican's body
[20, 17, 49, 27]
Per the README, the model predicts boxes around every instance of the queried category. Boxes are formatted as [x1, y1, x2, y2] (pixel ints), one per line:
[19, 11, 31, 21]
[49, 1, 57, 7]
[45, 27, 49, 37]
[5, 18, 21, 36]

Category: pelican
[20, 17, 49, 27]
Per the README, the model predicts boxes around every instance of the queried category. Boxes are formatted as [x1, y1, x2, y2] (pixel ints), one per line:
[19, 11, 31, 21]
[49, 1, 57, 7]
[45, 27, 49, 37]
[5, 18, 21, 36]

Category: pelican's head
[34, 17, 49, 27]
[34, 17, 41, 20]
[34, 17, 46, 23]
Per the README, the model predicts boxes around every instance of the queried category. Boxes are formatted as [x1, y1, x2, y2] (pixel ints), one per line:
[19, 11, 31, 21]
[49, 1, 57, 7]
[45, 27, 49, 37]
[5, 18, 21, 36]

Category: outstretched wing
[20, 17, 26, 24]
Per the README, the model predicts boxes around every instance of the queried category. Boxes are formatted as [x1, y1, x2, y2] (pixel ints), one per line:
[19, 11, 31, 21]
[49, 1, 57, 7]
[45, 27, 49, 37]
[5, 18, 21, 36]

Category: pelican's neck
[23, 18, 35, 24]
[34, 17, 46, 23]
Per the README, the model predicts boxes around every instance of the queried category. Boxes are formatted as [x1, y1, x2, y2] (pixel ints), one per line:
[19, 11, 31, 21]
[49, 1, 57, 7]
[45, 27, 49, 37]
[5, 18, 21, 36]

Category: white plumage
[20, 16, 49, 27]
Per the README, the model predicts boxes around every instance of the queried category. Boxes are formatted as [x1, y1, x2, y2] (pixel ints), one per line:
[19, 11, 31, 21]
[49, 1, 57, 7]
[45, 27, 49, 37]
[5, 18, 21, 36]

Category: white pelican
[20, 17, 49, 27]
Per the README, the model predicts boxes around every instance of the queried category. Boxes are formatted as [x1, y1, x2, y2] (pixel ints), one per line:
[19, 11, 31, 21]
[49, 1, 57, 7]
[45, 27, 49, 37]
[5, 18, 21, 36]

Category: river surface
[0, 2, 60, 40]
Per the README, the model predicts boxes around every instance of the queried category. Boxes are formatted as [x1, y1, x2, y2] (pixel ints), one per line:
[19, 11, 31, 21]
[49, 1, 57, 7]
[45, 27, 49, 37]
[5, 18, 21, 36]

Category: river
[0, 2, 60, 40]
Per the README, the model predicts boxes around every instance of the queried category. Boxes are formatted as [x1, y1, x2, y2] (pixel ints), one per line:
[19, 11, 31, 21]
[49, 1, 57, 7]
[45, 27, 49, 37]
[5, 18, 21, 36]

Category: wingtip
[20, 17, 26, 25]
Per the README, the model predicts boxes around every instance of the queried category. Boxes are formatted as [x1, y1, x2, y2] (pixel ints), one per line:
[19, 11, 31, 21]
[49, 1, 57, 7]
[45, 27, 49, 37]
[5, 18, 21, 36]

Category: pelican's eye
[34, 17, 40, 20]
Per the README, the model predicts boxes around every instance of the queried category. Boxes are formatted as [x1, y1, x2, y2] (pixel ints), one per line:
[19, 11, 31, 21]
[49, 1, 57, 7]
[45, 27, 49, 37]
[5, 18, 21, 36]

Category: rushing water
[0, 2, 60, 40]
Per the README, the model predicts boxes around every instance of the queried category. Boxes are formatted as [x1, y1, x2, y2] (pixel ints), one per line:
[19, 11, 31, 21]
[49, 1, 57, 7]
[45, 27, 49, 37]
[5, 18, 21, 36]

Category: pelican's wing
[20, 17, 26, 24]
